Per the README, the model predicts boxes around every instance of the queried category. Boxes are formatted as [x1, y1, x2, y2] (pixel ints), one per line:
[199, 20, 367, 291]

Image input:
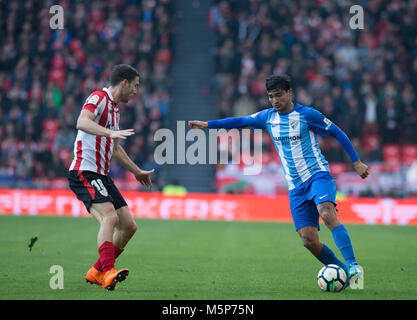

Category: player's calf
[301, 237, 322, 257]
[298, 226, 322, 256]
[113, 205, 138, 251]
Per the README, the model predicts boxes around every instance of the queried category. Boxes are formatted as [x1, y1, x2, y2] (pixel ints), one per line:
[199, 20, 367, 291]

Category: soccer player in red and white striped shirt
[68, 64, 154, 290]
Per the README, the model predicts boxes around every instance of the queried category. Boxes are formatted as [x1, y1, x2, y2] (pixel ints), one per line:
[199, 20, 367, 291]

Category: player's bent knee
[298, 228, 317, 248]
[298, 232, 320, 251]
[319, 210, 332, 223]
[103, 212, 119, 227]
[318, 204, 334, 220]
[319, 210, 340, 228]
[302, 237, 316, 250]
[118, 218, 137, 236]
[128, 221, 138, 235]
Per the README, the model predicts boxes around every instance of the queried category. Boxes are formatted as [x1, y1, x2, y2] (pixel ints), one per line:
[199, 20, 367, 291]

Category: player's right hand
[353, 160, 369, 179]
[188, 120, 208, 129]
[109, 129, 135, 140]
[134, 169, 155, 189]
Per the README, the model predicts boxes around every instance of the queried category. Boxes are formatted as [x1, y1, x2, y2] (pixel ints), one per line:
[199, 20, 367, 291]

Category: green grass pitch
[1, 215, 416, 300]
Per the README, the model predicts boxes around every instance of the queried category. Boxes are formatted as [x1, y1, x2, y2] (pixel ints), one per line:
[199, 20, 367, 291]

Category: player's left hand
[353, 160, 369, 179]
[188, 120, 208, 129]
[134, 169, 155, 189]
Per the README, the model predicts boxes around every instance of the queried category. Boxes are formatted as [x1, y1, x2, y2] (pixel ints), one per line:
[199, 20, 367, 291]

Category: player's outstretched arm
[76, 109, 135, 139]
[189, 112, 267, 130]
[112, 138, 154, 189]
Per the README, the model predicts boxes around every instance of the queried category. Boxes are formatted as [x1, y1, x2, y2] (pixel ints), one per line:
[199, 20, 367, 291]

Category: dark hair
[110, 64, 139, 86]
[266, 74, 292, 91]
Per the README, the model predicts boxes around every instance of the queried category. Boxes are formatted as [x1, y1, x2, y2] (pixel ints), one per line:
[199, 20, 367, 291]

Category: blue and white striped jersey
[249, 103, 333, 190]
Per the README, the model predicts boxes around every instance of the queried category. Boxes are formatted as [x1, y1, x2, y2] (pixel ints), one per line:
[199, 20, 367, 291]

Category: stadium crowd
[0, 0, 173, 190]
[208, 0, 417, 197]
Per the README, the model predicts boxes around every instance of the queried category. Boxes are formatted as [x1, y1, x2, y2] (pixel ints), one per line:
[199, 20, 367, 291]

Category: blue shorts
[288, 171, 337, 232]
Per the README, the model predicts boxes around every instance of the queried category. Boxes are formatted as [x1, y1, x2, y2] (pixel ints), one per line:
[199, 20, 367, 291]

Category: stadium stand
[0, 0, 173, 190]
[208, 0, 417, 198]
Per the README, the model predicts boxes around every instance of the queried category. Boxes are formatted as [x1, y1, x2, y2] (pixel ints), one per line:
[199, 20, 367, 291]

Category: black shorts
[68, 170, 127, 212]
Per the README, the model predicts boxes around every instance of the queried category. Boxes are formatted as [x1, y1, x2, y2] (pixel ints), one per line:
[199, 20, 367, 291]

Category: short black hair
[266, 74, 292, 91]
[110, 64, 139, 86]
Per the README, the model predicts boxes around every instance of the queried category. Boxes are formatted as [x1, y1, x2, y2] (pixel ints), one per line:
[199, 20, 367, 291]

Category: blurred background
[0, 0, 416, 199]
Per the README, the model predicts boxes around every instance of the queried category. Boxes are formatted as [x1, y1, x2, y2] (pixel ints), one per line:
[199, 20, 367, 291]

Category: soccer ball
[317, 264, 347, 292]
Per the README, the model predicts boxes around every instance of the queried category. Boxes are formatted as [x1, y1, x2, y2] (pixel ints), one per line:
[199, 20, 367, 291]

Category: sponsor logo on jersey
[105, 120, 118, 130]
[274, 135, 301, 144]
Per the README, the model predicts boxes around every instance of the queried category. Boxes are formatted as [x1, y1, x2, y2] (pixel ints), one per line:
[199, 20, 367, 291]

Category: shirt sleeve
[305, 107, 359, 162]
[304, 107, 334, 138]
[325, 124, 359, 162]
[207, 109, 269, 130]
[247, 109, 269, 129]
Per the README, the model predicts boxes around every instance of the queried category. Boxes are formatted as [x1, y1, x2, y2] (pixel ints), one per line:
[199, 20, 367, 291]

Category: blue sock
[318, 243, 347, 274]
[331, 224, 357, 266]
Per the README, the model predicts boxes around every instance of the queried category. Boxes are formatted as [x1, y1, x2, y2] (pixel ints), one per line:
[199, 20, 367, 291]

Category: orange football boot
[101, 268, 129, 291]
[85, 266, 104, 287]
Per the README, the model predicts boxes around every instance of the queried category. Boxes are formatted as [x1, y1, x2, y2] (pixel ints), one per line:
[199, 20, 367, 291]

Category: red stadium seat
[402, 145, 417, 166]
[382, 144, 401, 171]
[362, 134, 381, 154]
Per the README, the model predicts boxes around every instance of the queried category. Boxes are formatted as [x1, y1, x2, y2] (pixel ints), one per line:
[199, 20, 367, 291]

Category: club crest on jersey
[87, 94, 99, 105]
[290, 119, 299, 129]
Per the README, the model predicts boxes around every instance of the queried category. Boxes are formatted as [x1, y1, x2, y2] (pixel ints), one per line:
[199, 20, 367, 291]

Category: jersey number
[91, 179, 108, 197]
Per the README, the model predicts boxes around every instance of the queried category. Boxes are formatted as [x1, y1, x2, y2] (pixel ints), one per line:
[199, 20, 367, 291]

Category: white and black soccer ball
[317, 264, 347, 292]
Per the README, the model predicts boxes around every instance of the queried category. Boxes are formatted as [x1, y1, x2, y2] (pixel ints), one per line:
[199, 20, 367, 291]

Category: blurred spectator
[53, 122, 76, 152]
[0, 0, 174, 190]
[232, 93, 257, 117]
[367, 138, 383, 163]
[380, 97, 400, 144]
[403, 104, 417, 144]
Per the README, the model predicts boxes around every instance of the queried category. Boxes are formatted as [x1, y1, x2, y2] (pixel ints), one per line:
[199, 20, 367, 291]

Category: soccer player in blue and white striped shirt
[189, 75, 369, 287]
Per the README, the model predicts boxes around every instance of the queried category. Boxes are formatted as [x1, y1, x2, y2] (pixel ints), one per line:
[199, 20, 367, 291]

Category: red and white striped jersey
[69, 88, 120, 175]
